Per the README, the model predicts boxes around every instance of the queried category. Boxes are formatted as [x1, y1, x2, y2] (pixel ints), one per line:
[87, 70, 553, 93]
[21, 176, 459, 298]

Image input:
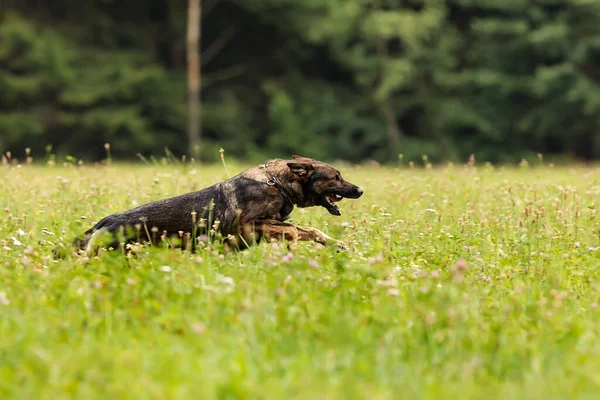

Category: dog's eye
[335, 175, 341, 181]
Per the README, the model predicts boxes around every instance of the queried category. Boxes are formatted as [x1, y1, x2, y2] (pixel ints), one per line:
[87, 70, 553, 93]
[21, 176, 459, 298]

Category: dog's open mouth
[324, 194, 344, 216]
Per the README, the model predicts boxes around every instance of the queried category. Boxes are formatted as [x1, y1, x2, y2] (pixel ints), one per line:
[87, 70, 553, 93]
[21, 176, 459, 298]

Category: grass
[1, 157, 600, 399]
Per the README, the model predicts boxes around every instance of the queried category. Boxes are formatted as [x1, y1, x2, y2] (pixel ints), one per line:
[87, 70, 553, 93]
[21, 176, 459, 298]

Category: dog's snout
[356, 187, 364, 197]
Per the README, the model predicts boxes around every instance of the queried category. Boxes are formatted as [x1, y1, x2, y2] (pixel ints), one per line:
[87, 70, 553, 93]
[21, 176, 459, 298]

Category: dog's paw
[336, 240, 348, 251]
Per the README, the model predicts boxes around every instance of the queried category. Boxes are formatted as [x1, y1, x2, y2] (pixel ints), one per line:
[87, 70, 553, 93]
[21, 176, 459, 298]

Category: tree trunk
[378, 98, 403, 149]
[374, 40, 403, 149]
[187, 0, 202, 160]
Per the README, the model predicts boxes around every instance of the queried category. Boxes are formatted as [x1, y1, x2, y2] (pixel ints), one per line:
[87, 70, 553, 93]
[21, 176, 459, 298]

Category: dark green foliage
[0, 12, 185, 160]
[1, 0, 600, 163]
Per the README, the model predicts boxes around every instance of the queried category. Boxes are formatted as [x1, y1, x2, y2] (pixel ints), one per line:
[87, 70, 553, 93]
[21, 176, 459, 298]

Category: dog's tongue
[324, 202, 341, 216]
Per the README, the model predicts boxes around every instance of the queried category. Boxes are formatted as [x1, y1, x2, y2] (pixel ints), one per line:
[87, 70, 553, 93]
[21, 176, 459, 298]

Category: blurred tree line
[1, 0, 600, 163]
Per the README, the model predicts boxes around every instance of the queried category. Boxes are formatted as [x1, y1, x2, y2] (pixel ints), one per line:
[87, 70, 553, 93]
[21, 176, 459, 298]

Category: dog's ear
[292, 155, 313, 162]
[287, 162, 315, 180]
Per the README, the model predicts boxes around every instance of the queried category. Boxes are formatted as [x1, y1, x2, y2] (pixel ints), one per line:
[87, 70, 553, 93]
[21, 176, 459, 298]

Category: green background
[1, 0, 600, 164]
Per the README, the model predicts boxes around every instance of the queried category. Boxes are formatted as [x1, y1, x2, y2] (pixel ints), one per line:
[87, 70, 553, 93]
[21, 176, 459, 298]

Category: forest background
[1, 0, 600, 164]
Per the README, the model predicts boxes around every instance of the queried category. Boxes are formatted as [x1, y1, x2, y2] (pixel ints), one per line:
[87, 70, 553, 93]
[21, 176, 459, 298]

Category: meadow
[1, 156, 600, 399]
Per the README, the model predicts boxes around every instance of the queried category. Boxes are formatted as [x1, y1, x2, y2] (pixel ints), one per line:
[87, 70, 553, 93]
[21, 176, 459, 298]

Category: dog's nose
[356, 187, 364, 197]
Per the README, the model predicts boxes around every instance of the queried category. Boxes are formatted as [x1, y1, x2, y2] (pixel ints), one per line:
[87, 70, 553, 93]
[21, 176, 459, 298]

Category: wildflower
[216, 274, 235, 293]
[0, 292, 9, 306]
[76, 256, 90, 265]
[159, 265, 172, 272]
[425, 313, 436, 326]
[191, 322, 205, 335]
[375, 276, 398, 288]
[452, 258, 468, 272]
[368, 254, 384, 265]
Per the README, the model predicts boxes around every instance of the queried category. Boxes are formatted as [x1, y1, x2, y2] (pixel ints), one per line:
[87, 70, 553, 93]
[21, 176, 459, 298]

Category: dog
[62, 155, 363, 256]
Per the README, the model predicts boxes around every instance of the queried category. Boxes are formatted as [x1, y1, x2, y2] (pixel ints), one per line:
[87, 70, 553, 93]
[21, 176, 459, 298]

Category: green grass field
[2, 159, 600, 399]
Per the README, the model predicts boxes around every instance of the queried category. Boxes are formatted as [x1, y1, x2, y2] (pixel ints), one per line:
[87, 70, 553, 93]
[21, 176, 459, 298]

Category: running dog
[64, 155, 363, 255]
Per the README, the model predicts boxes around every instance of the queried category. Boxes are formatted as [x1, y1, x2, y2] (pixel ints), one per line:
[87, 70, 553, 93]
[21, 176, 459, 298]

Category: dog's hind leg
[53, 227, 109, 259]
[78, 227, 116, 256]
[85, 229, 102, 256]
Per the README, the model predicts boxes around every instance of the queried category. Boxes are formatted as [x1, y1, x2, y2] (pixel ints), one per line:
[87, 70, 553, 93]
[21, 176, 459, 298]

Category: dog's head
[286, 155, 363, 216]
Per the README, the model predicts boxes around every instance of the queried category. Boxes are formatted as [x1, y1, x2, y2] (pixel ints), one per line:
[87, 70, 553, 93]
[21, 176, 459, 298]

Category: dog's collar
[262, 163, 294, 208]
[263, 163, 279, 187]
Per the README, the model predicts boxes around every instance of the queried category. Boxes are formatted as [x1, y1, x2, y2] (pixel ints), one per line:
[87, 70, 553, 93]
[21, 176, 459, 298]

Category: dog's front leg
[246, 219, 346, 250]
[294, 225, 347, 250]
[247, 219, 299, 245]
